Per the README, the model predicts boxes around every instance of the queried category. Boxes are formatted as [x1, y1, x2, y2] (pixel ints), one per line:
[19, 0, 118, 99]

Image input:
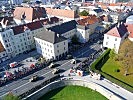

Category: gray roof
[48, 20, 77, 35]
[35, 29, 67, 44]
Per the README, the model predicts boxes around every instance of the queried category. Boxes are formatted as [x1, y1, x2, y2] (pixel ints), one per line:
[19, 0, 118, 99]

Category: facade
[34, 30, 68, 60]
[0, 41, 9, 63]
[10, 0, 23, 5]
[103, 23, 128, 53]
[0, 17, 60, 58]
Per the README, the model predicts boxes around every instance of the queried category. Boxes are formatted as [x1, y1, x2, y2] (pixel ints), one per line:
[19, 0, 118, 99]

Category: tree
[79, 10, 89, 16]
[3, 94, 20, 100]
[118, 39, 133, 76]
[71, 34, 79, 44]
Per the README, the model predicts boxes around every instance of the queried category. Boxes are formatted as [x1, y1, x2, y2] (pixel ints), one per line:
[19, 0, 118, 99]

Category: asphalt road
[0, 36, 103, 98]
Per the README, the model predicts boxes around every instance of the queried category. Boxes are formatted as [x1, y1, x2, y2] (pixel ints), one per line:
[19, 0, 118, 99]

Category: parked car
[71, 59, 76, 64]
[29, 75, 38, 82]
[66, 54, 73, 59]
[52, 68, 60, 74]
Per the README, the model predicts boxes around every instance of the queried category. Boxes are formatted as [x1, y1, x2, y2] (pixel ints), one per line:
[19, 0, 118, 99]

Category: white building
[0, 41, 9, 63]
[126, 15, 133, 24]
[10, 0, 23, 5]
[76, 25, 90, 43]
[0, 17, 61, 58]
[103, 23, 128, 53]
[34, 30, 68, 60]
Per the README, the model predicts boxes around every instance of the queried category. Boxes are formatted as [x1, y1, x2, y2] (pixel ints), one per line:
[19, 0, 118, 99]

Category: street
[0, 35, 103, 98]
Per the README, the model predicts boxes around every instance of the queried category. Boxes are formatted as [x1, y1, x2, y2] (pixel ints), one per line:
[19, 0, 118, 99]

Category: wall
[24, 79, 122, 100]
[103, 34, 121, 53]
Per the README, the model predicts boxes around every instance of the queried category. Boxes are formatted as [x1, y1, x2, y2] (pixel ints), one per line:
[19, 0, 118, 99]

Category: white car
[48, 63, 55, 68]
[52, 68, 59, 74]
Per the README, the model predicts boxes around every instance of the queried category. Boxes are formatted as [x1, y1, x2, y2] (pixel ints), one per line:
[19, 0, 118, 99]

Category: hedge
[90, 49, 111, 72]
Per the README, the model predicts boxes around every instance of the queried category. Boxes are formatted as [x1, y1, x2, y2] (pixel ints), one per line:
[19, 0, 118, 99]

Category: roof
[77, 15, 99, 26]
[35, 29, 67, 44]
[45, 8, 79, 18]
[0, 41, 5, 53]
[12, 17, 60, 35]
[126, 24, 133, 38]
[13, 7, 47, 21]
[106, 23, 127, 38]
[48, 20, 77, 35]
[0, 16, 15, 27]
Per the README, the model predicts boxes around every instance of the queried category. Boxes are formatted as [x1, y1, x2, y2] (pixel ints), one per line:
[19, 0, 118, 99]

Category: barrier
[23, 78, 122, 100]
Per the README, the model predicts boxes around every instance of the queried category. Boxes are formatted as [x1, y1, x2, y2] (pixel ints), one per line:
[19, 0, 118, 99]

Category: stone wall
[23, 79, 122, 100]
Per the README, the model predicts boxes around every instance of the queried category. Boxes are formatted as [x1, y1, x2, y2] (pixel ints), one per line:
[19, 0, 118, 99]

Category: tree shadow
[38, 86, 65, 100]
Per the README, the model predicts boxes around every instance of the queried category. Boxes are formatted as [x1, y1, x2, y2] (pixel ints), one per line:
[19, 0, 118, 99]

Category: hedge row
[90, 49, 111, 72]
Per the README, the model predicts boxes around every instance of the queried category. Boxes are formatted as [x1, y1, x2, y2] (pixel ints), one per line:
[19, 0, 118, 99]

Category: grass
[39, 86, 107, 100]
[101, 58, 133, 92]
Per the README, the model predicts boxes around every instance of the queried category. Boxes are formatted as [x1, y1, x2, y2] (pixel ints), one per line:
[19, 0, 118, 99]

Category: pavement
[61, 70, 133, 100]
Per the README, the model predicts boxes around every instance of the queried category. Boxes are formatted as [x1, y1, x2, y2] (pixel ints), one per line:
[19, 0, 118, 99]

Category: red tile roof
[45, 8, 79, 18]
[126, 24, 133, 38]
[0, 41, 5, 53]
[106, 23, 127, 38]
[12, 17, 60, 35]
[77, 15, 99, 26]
[13, 7, 46, 22]
[106, 27, 120, 37]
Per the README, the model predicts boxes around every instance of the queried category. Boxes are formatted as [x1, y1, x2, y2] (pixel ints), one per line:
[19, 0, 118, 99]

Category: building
[0, 41, 9, 63]
[126, 15, 133, 24]
[48, 20, 77, 43]
[13, 6, 47, 24]
[0, 17, 60, 58]
[103, 23, 128, 53]
[45, 7, 79, 22]
[10, 0, 23, 5]
[34, 30, 68, 60]
[126, 24, 133, 41]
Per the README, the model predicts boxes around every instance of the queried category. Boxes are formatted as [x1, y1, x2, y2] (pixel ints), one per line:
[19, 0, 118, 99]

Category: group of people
[0, 62, 45, 86]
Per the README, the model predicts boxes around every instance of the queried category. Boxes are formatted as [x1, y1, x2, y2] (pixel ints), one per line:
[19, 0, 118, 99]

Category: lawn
[39, 86, 107, 100]
[101, 58, 133, 87]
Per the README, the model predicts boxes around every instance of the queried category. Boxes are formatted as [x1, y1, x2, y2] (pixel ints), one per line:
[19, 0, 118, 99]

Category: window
[57, 45, 59, 48]
[64, 47, 65, 50]
[107, 37, 109, 39]
[106, 42, 108, 45]
[8, 49, 10, 52]
[115, 38, 117, 41]
[3, 34, 5, 37]
[3, 53, 5, 56]
[57, 50, 59, 53]
[114, 44, 116, 48]
[5, 40, 7, 43]
[6, 44, 8, 47]
[64, 42, 65, 45]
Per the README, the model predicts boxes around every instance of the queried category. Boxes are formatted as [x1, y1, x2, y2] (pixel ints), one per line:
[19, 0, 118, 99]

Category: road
[0, 35, 103, 98]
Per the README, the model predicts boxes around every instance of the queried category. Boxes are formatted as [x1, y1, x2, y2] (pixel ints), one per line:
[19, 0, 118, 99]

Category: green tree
[3, 94, 20, 100]
[79, 10, 89, 16]
[71, 34, 79, 44]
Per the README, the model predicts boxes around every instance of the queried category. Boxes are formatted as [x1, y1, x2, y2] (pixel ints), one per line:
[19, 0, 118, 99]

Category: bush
[114, 69, 120, 72]
[79, 10, 89, 16]
[90, 49, 111, 71]
[3, 94, 20, 100]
